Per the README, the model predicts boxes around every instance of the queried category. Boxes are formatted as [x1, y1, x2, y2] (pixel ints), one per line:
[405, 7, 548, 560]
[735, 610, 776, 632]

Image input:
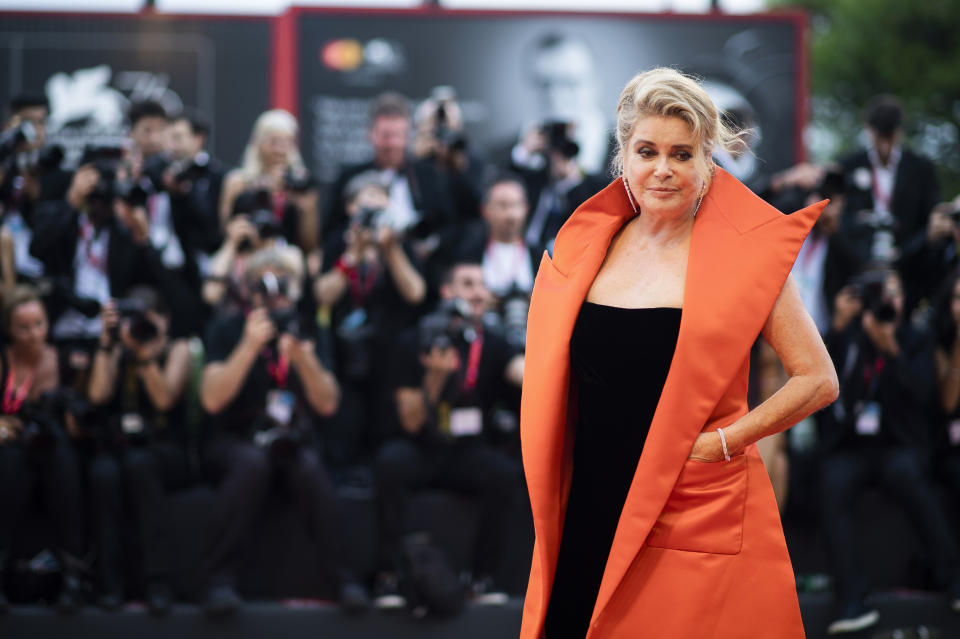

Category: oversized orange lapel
[519, 168, 825, 628]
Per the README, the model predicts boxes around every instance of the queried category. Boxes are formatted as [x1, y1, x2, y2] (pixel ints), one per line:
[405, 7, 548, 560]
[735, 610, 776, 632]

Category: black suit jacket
[839, 149, 940, 262]
[509, 163, 605, 257]
[29, 199, 176, 326]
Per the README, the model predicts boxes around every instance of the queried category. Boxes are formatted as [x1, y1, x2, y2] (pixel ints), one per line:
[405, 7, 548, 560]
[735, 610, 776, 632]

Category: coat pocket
[645, 453, 748, 555]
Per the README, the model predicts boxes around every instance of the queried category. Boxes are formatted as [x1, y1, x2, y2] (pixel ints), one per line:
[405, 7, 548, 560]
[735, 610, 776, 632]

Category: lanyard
[3, 359, 34, 414]
[862, 356, 885, 397]
[348, 261, 380, 307]
[461, 330, 484, 392]
[79, 216, 107, 272]
[272, 190, 288, 223]
[265, 350, 290, 389]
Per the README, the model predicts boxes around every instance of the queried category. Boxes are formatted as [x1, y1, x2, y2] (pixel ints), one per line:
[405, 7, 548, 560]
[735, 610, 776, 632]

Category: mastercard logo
[321, 39, 364, 72]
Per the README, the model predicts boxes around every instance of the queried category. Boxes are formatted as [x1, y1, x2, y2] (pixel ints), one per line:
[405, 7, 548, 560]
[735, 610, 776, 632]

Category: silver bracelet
[717, 427, 731, 462]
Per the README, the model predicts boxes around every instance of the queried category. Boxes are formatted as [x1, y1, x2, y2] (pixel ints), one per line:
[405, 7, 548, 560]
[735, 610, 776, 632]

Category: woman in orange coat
[518, 68, 839, 639]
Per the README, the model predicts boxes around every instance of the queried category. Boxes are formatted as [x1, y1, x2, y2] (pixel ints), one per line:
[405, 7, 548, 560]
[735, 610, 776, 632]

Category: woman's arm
[935, 344, 960, 415]
[137, 339, 192, 414]
[689, 276, 839, 461]
[282, 336, 339, 417]
[381, 232, 426, 305]
[218, 170, 245, 230]
[291, 188, 320, 254]
[88, 304, 122, 405]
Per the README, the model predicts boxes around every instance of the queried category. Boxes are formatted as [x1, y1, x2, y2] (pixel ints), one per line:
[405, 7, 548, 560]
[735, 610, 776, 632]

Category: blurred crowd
[0, 88, 958, 632]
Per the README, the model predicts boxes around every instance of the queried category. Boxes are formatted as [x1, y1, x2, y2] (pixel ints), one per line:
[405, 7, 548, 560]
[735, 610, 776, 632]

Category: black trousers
[0, 436, 83, 563]
[88, 441, 191, 594]
[201, 435, 349, 591]
[821, 446, 960, 604]
[374, 437, 519, 577]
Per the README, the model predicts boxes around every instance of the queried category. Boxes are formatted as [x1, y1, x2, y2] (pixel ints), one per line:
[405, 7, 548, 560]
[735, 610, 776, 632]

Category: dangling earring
[693, 193, 704, 218]
[621, 175, 639, 214]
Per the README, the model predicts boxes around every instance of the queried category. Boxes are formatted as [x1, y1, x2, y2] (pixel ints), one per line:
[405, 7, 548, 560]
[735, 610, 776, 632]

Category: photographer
[819, 269, 960, 633]
[837, 96, 940, 314]
[897, 198, 960, 313]
[373, 261, 523, 608]
[124, 101, 211, 337]
[413, 87, 491, 225]
[0, 286, 84, 613]
[160, 109, 226, 288]
[314, 171, 426, 461]
[199, 246, 367, 617]
[510, 120, 604, 258]
[84, 287, 192, 614]
[931, 270, 960, 568]
[218, 110, 319, 264]
[0, 95, 67, 287]
[458, 175, 538, 300]
[325, 93, 453, 275]
[202, 198, 304, 312]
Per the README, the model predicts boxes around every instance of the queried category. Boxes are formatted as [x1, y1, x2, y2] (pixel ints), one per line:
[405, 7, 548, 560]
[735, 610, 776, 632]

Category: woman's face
[623, 115, 706, 219]
[258, 129, 294, 168]
[9, 300, 48, 350]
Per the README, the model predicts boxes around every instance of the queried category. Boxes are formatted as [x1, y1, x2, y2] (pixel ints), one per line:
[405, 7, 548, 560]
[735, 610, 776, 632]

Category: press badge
[949, 420, 960, 447]
[121, 413, 145, 435]
[855, 402, 881, 436]
[449, 407, 482, 437]
[266, 390, 296, 426]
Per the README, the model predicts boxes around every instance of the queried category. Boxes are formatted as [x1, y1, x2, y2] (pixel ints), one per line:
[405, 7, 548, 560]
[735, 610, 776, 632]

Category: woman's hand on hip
[687, 430, 727, 462]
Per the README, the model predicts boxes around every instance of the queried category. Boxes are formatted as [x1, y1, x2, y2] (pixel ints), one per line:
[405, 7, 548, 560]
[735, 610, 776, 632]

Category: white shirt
[380, 168, 419, 232]
[483, 241, 533, 297]
[53, 214, 110, 340]
[147, 192, 186, 269]
[867, 144, 902, 214]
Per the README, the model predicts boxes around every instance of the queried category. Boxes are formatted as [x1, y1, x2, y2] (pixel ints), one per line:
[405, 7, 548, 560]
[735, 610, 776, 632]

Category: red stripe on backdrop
[271, 7, 299, 117]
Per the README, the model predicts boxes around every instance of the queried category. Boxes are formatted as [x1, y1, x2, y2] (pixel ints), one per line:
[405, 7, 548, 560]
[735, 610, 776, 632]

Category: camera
[113, 297, 159, 344]
[417, 297, 476, 354]
[499, 286, 530, 351]
[252, 273, 301, 338]
[434, 102, 467, 153]
[168, 151, 211, 186]
[540, 120, 579, 159]
[80, 145, 153, 209]
[355, 206, 386, 231]
[283, 167, 315, 193]
[0, 120, 38, 164]
[26, 387, 94, 442]
[253, 418, 303, 462]
[236, 190, 282, 252]
[848, 272, 897, 324]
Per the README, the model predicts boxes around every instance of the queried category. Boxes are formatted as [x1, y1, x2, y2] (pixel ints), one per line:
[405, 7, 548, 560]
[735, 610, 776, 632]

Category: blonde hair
[611, 68, 749, 185]
[2, 285, 43, 335]
[239, 109, 306, 181]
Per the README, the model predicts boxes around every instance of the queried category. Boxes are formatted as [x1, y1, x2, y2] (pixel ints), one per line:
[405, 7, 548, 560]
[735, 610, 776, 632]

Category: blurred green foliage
[770, 0, 960, 196]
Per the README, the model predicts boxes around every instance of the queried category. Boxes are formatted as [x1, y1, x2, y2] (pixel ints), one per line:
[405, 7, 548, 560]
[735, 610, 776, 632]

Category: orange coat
[518, 168, 826, 639]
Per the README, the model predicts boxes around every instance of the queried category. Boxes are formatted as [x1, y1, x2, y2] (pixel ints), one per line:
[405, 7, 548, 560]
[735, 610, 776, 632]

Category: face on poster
[299, 13, 801, 183]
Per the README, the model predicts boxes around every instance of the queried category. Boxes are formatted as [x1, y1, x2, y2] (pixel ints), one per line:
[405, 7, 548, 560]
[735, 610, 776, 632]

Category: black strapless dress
[543, 303, 681, 639]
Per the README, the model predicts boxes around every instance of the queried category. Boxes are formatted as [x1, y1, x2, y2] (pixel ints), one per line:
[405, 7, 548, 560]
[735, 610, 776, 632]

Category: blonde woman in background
[219, 110, 320, 263]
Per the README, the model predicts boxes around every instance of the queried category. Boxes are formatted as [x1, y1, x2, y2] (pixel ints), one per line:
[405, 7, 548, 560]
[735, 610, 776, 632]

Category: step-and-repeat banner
[298, 12, 803, 185]
[0, 11, 803, 185]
